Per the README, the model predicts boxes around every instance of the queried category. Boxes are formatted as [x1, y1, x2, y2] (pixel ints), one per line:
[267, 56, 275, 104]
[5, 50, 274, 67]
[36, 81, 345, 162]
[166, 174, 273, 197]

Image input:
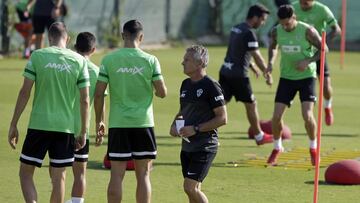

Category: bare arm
[54, 0, 63, 7]
[267, 27, 278, 73]
[250, 49, 267, 73]
[153, 79, 167, 98]
[75, 86, 90, 150]
[94, 81, 107, 145]
[26, 0, 35, 10]
[180, 105, 227, 138]
[327, 24, 341, 43]
[8, 78, 34, 149]
[249, 62, 260, 78]
[169, 110, 183, 137]
[296, 26, 329, 71]
[52, 0, 63, 18]
[250, 50, 273, 86]
[307, 26, 328, 61]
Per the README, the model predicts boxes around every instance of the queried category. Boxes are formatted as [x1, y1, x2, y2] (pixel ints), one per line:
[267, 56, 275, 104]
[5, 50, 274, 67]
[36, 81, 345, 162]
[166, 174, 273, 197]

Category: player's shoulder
[136, 48, 158, 62]
[86, 60, 99, 73]
[298, 21, 312, 28]
[313, 1, 327, 8]
[202, 75, 221, 88]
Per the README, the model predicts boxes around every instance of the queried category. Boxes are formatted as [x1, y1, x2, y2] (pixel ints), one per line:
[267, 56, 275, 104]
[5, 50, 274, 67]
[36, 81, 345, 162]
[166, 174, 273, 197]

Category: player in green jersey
[66, 32, 105, 203]
[8, 22, 90, 203]
[266, 5, 327, 166]
[94, 20, 167, 203]
[293, 0, 341, 125]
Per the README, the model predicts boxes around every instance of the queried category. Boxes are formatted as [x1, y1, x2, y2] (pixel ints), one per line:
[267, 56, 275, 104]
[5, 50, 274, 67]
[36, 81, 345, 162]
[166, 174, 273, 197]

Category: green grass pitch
[0, 47, 359, 202]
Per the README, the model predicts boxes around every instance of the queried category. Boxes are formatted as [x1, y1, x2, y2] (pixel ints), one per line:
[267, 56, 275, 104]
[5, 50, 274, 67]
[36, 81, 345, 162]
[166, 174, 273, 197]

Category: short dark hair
[123, 20, 143, 39]
[75, 32, 96, 53]
[274, 0, 291, 8]
[246, 4, 270, 19]
[277, 5, 294, 20]
[48, 22, 68, 40]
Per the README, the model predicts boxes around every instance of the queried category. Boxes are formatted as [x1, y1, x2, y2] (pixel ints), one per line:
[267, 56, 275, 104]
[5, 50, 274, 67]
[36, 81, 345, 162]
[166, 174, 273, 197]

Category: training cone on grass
[325, 159, 360, 185]
[248, 120, 291, 140]
[103, 154, 135, 170]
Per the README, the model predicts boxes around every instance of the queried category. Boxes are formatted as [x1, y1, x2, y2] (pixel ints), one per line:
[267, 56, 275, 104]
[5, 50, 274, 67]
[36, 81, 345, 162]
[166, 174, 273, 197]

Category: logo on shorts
[187, 172, 197, 176]
[196, 89, 203, 97]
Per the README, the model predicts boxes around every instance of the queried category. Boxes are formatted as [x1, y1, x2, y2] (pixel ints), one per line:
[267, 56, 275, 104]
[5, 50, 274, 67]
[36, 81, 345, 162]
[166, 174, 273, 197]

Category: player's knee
[183, 184, 196, 196]
[183, 180, 199, 196]
[303, 113, 315, 125]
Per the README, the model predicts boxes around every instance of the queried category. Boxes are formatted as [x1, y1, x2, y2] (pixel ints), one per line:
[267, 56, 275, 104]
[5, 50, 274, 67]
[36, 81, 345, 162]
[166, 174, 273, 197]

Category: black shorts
[275, 77, 317, 107]
[219, 74, 255, 103]
[20, 129, 75, 168]
[74, 139, 89, 162]
[181, 151, 216, 182]
[316, 59, 330, 77]
[107, 128, 157, 161]
[32, 15, 57, 34]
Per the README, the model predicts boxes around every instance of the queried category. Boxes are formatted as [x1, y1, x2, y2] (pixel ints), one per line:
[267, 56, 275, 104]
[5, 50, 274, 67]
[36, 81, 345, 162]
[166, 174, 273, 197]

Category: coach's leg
[49, 166, 66, 203]
[183, 178, 208, 203]
[108, 161, 127, 203]
[134, 159, 152, 203]
[244, 101, 262, 135]
[19, 163, 37, 203]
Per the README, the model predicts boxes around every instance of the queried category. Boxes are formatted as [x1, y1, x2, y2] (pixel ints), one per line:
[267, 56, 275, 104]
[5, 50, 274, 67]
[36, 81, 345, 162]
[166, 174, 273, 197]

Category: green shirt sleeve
[23, 57, 36, 81]
[323, 6, 337, 27]
[77, 58, 90, 88]
[152, 56, 163, 81]
[98, 60, 109, 83]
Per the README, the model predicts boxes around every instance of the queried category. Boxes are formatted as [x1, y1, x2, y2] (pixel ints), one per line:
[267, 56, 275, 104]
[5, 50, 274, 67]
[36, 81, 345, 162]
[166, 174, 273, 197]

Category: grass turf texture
[0, 47, 359, 202]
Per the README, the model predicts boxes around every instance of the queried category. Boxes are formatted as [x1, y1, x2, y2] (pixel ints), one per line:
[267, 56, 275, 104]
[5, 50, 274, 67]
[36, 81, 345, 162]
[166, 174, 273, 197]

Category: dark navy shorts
[181, 150, 216, 182]
[219, 74, 255, 103]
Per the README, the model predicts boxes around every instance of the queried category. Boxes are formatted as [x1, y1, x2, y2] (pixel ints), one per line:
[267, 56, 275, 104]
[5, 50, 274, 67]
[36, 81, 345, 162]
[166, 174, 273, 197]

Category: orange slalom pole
[313, 31, 326, 203]
[340, 0, 347, 69]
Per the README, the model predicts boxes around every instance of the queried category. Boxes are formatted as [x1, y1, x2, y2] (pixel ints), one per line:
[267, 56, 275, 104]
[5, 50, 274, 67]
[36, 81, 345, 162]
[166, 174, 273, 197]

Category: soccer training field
[0, 47, 359, 202]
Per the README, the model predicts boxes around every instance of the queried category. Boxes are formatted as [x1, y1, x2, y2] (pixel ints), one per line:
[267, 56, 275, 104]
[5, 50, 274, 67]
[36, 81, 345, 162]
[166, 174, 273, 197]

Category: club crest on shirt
[196, 89, 203, 97]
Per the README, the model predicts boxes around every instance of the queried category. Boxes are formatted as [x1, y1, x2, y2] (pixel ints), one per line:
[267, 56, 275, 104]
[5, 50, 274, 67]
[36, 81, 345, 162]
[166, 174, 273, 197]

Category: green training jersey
[23, 46, 90, 133]
[276, 21, 316, 80]
[293, 1, 338, 34]
[98, 48, 163, 128]
[74, 59, 99, 138]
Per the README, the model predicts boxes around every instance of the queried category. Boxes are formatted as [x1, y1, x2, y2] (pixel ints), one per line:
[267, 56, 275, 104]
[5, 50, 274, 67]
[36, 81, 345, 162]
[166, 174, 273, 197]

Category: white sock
[71, 197, 84, 203]
[254, 131, 264, 141]
[309, 139, 317, 149]
[273, 138, 283, 150]
[324, 99, 332, 108]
